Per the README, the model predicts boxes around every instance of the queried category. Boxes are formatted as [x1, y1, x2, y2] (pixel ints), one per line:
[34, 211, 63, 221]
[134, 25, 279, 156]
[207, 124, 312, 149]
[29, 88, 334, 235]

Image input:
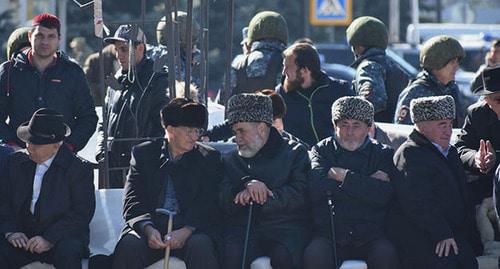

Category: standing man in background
[0, 13, 97, 152]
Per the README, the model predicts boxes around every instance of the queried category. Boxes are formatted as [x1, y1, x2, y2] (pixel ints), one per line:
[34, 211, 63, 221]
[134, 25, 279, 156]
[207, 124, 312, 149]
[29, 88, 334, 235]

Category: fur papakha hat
[161, 98, 207, 129]
[226, 93, 273, 126]
[331, 96, 374, 126]
[410, 95, 456, 123]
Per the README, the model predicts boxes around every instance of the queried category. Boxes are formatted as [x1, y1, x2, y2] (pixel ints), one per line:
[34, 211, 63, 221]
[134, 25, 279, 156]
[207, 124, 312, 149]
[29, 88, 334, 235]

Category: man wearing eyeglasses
[112, 98, 222, 269]
[456, 65, 500, 206]
[395, 35, 466, 127]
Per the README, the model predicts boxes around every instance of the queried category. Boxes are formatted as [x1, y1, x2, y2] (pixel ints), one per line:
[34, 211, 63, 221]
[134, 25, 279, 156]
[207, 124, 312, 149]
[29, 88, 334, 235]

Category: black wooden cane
[241, 201, 253, 269]
[326, 191, 339, 269]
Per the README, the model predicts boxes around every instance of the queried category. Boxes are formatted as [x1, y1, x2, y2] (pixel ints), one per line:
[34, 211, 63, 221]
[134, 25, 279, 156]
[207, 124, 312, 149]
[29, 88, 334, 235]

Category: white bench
[22, 189, 366, 269]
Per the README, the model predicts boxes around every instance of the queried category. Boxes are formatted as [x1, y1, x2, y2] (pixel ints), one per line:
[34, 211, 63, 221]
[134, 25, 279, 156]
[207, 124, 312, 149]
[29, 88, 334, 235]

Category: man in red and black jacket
[0, 13, 97, 152]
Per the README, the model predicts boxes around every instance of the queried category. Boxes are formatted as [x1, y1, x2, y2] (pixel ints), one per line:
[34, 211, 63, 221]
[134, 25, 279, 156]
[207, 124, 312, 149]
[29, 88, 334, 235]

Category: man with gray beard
[219, 93, 311, 269]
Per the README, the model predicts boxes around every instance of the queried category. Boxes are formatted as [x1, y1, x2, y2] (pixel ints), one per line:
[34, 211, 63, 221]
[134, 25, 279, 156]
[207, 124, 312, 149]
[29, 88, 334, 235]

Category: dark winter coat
[455, 101, 500, 205]
[96, 57, 169, 173]
[309, 136, 395, 245]
[0, 50, 98, 151]
[219, 127, 310, 229]
[276, 71, 354, 147]
[121, 140, 223, 238]
[0, 146, 95, 246]
[388, 129, 478, 268]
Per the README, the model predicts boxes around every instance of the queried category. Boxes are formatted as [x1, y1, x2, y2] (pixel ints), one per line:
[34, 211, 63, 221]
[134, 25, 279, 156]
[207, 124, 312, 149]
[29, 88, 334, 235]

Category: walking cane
[325, 191, 339, 269]
[155, 208, 177, 269]
[241, 201, 253, 269]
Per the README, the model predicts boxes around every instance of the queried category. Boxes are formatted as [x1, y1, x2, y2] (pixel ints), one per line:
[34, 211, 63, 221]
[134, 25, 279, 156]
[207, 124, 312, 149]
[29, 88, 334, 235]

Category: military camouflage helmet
[156, 11, 200, 50]
[247, 11, 288, 44]
[7, 27, 31, 59]
[420, 35, 465, 70]
[346, 16, 388, 49]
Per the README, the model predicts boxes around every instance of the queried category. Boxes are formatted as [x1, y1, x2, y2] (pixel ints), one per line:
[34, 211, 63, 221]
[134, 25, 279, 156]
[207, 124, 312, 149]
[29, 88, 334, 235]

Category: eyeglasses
[179, 127, 205, 137]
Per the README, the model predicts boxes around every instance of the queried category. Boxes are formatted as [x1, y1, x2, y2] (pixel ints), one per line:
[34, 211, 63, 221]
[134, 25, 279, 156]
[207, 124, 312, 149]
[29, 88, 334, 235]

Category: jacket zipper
[296, 84, 329, 143]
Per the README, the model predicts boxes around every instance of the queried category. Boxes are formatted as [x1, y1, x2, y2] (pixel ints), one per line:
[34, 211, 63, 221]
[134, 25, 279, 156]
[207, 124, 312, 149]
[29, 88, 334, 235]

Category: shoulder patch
[397, 105, 410, 122]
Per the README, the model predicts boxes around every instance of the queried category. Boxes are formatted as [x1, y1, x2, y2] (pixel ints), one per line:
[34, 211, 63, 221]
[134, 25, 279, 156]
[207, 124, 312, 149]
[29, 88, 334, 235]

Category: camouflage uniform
[351, 47, 411, 123]
[225, 40, 286, 101]
[220, 11, 288, 105]
[151, 11, 203, 100]
[394, 70, 465, 127]
[146, 44, 202, 91]
[347, 16, 411, 123]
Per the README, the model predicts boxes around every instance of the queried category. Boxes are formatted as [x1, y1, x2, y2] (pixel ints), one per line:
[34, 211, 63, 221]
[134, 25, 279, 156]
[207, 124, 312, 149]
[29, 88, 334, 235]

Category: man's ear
[136, 43, 145, 54]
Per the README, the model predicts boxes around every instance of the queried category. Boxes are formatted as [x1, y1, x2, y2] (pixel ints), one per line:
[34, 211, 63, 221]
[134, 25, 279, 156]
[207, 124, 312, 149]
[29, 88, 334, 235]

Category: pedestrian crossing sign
[310, 0, 352, 26]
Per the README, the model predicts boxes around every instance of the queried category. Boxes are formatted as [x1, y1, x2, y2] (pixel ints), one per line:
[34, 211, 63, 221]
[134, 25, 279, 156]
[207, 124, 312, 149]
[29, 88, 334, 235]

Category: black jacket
[219, 127, 310, 228]
[121, 140, 223, 237]
[276, 72, 354, 147]
[0, 146, 95, 245]
[455, 101, 500, 205]
[393, 130, 475, 244]
[309, 136, 395, 245]
[96, 57, 169, 169]
[389, 130, 479, 268]
[0, 50, 98, 151]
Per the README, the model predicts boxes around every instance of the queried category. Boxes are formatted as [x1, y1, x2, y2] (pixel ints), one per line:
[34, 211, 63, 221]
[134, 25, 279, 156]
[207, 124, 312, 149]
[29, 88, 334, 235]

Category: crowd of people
[0, 10, 499, 269]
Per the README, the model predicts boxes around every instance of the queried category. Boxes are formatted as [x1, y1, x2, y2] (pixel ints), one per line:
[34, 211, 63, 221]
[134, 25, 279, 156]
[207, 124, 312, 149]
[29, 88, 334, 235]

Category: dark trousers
[303, 236, 400, 269]
[112, 232, 218, 269]
[0, 237, 87, 269]
[223, 225, 309, 269]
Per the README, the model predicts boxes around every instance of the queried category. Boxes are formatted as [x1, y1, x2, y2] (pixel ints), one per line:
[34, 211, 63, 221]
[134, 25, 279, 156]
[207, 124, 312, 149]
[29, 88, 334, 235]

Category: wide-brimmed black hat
[17, 108, 71, 145]
[474, 65, 500, 95]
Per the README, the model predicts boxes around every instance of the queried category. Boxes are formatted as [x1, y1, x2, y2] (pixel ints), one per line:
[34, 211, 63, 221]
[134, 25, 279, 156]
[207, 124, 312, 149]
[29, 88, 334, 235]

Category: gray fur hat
[410, 95, 456, 123]
[331, 96, 374, 126]
[226, 94, 273, 126]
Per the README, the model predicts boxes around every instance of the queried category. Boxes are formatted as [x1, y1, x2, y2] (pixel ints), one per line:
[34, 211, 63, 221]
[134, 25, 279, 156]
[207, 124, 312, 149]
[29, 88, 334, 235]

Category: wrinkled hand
[6, 232, 28, 249]
[435, 238, 458, 257]
[144, 225, 167, 249]
[164, 227, 193, 250]
[475, 140, 497, 174]
[371, 170, 390, 182]
[245, 180, 273, 205]
[26, 236, 53, 254]
[328, 167, 348, 182]
[234, 189, 252, 205]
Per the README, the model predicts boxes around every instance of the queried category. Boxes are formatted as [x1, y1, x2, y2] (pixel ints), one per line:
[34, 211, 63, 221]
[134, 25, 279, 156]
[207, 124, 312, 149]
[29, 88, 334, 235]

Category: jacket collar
[408, 129, 450, 159]
[20, 144, 73, 170]
[331, 135, 372, 157]
[243, 127, 284, 160]
[351, 47, 386, 68]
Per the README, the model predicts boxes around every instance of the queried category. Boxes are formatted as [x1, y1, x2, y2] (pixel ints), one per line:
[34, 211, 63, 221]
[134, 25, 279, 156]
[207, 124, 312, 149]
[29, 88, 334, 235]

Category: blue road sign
[310, 0, 352, 26]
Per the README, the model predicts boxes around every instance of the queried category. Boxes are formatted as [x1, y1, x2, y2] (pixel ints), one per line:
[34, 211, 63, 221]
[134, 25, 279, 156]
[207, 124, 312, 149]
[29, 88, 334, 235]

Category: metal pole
[141, 0, 146, 31]
[223, 0, 234, 104]
[94, 0, 109, 188]
[389, 0, 400, 43]
[436, 0, 442, 23]
[165, 0, 176, 98]
[200, 0, 210, 104]
[58, 0, 67, 52]
[411, 0, 419, 45]
[184, 0, 193, 99]
[303, 0, 310, 38]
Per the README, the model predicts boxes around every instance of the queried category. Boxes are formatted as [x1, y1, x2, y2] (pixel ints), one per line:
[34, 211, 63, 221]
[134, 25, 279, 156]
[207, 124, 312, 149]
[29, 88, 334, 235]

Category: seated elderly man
[220, 93, 310, 269]
[304, 96, 400, 269]
[112, 98, 222, 269]
[389, 96, 479, 269]
[0, 108, 95, 268]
